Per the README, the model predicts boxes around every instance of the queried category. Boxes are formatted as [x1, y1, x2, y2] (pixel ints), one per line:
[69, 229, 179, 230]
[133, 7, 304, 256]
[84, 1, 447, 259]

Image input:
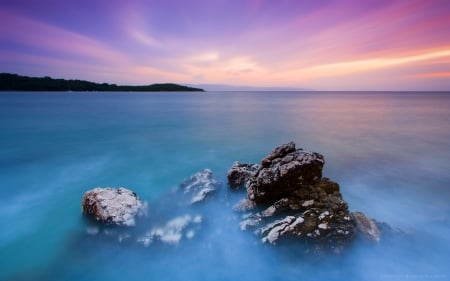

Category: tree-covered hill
[0, 73, 204, 92]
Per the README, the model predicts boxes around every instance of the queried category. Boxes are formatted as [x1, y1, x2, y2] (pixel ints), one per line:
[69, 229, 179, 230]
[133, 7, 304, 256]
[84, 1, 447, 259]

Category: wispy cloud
[129, 30, 162, 48]
[302, 48, 450, 79]
[413, 72, 450, 78]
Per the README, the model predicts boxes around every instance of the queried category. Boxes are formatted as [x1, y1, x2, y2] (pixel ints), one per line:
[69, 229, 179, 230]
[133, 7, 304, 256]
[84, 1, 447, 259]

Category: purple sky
[1, 0, 450, 90]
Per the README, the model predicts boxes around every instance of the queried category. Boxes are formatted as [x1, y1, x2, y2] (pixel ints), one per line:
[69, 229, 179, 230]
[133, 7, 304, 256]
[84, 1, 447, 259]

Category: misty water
[0, 91, 449, 281]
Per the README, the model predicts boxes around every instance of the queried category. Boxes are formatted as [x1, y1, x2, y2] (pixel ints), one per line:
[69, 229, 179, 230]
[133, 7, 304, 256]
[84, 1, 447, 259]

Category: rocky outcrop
[79, 147, 394, 253]
[82, 187, 147, 226]
[230, 142, 356, 252]
[246, 142, 325, 204]
[179, 169, 219, 204]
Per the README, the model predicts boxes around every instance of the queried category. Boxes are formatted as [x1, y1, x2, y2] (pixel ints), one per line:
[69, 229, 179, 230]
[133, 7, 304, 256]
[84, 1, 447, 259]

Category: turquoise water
[1, 91, 449, 281]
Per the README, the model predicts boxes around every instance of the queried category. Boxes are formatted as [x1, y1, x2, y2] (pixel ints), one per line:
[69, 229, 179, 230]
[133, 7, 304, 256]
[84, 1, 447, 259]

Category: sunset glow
[1, 0, 450, 90]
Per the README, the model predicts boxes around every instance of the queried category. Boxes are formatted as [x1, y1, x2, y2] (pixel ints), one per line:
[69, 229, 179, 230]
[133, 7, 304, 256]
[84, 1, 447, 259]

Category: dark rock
[82, 187, 147, 226]
[314, 177, 340, 194]
[246, 143, 324, 204]
[179, 169, 219, 204]
[227, 162, 260, 189]
[241, 179, 355, 249]
[261, 141, 296, 167]
[230, 142, 356, 252]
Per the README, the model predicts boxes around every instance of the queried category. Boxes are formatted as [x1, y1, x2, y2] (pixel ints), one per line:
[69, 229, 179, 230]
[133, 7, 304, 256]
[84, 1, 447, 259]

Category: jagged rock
[246, 142, 325, 204]
[261, 141, 296, 167]
[82, 187, 147, 226]
[227, 162, 260, 189]
[240, 179, 355, 249]
[180, 169, 219, 204]
[351, 211, 381, 242]
[230, 142, 356, 252]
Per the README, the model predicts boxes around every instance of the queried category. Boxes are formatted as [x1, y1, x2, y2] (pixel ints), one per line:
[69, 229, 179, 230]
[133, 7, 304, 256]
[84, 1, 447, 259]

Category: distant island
[0, 73, 204, 92]
[188, 83, 313, 91]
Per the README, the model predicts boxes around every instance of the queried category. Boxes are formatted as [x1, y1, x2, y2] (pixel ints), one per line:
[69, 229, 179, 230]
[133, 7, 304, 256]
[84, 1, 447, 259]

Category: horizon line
[2, 73, 449, 92]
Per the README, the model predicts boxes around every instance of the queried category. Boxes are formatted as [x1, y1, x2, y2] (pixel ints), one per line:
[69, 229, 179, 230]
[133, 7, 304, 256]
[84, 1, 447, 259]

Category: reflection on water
[0, 92, 449, 281]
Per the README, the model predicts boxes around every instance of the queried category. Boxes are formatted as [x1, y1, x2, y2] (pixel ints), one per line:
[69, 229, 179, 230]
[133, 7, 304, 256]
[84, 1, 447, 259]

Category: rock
[351, 211, 381, 242]
[82, 187, 147, 226]
[229, 142, 356, 252]
[241, 180, 355, 249]
[246, 143, 325, 204]
[227, 162, 260, 189]
[180, 169, 219, 204]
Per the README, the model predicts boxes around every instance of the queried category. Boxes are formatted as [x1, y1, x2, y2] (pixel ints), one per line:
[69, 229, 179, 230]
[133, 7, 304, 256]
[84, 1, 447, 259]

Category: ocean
[0, 91, 449, 281]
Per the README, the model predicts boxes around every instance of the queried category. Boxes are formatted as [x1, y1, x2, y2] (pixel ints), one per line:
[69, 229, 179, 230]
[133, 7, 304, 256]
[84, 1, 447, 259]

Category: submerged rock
[233, 199, 257, 212]
[80, 170, 221, 246]
[82, 187, 147, 226]
[138, 214, 202, 246]
[136, 170, 219, 245]
[351, 211, 381, 242]
[179, 169, 220, 204]
[229, 142, 356, 252]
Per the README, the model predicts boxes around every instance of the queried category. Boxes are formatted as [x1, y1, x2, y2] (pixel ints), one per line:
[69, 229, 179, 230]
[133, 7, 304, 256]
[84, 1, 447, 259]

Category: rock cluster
[82, 187, 147, 226]
[228, 142, 356, 252]
[81, 170, 220, 246]
[80, 143, 392, 252]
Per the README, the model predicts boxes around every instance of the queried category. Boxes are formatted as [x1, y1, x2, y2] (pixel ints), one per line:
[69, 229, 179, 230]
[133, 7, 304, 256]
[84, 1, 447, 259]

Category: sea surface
[0, 91, 449, 281]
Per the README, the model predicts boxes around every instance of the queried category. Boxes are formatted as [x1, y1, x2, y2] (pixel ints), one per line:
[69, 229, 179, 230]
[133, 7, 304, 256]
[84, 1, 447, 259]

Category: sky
[1, 0, 450, 90]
